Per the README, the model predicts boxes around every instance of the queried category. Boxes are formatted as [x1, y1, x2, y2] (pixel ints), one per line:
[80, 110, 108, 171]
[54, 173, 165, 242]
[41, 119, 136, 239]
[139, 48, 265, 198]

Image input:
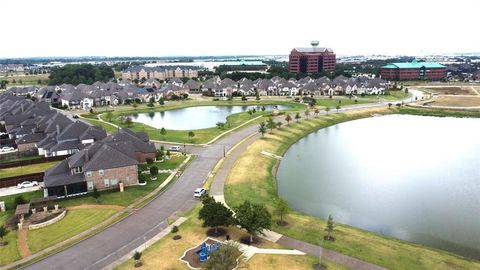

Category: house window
[73, 167, 83, 174]
[111, 178, 118, 186]
[99, 169, 104, 176]
[87, 181, 94, 190]
[86, 171, 92, 177]
[104, 179, 110, 188]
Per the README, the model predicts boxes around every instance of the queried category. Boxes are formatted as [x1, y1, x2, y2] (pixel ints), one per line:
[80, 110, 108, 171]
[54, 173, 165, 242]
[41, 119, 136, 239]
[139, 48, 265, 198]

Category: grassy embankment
[0, 161, 59, 179]
[0, 155, 186, 266]
[1, 73, 49, 86]
[116, 204, 348, 270]
[224, 106, 480, 270]
[84, 100, 306, 143]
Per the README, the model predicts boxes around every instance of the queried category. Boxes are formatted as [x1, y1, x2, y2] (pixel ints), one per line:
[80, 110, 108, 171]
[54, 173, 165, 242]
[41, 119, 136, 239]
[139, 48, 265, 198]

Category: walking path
[17, 229, 31, 258]
[209, 121, 387, 270]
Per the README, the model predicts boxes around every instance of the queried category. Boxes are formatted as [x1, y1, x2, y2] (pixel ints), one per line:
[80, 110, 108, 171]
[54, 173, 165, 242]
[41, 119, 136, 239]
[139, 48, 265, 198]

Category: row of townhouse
[201, 75, 388, 97]
[121, 66, 198, 81]
[43, 128, 156, 198]
[0, 92, 106, 156]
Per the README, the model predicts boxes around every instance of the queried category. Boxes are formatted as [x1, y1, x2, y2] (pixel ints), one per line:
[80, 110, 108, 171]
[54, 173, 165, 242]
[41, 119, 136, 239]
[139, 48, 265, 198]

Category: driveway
[0, 183, 42, 197]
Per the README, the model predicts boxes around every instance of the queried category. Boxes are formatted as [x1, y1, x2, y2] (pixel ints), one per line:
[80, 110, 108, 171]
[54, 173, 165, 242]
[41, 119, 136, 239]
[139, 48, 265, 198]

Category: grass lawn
[0, 213, 21, 266]
[315, 97, 374, 108]
[1, 73, 49, 86]
[0, 155, 45, 164]
[81, 117, 119, 134]
[95, 100, 305, 143]
[26, 208, 117, 253]
[224, 107, 480, 270]
[116, 204, 346, 270]
[383, 90, 409, 100]
[429, 96, 480, 107]
[0, 161, 59, 179]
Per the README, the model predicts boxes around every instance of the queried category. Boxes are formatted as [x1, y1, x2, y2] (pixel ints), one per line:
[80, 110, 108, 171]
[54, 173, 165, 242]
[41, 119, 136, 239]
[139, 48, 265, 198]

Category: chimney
[84, 149, 89, 162]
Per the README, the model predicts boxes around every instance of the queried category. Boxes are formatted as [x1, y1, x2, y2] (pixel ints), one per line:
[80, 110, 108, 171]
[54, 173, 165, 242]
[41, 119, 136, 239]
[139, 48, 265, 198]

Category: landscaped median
[0, 154, 188, 267]
[224, 106, 480, 270]
[82, 100, 306, 143]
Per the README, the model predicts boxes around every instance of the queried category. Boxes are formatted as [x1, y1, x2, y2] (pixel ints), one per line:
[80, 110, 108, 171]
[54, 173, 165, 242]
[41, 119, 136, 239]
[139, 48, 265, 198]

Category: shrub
[171, 225, 179, 234]
[150, 166, 159, 176]
[14, 195, 27, 209]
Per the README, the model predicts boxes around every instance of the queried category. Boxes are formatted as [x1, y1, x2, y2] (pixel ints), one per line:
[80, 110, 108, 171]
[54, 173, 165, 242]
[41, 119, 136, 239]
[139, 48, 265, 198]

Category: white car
[168, 145, 182, 151]
[17, 181, 39, 189]
[0, 146, 15, 152]
[193, 188, 207, 199]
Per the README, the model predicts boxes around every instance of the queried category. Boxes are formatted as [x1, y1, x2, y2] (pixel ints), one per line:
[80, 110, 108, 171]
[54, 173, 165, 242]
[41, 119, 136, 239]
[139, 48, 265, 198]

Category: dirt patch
[206, 227, 227, 237]
[240, 235, 263, 246]
[67, 204, 124, 210]
[17, 229, 31, 257]
[425, 87, 474, 95]
[431, 96, 480, 107]
[276, 220, 289, 227]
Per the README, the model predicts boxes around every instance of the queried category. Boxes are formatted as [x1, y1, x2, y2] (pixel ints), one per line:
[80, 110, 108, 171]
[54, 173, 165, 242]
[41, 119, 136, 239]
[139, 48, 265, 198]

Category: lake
[277, 115, 480, 258]
[129, 105, 288, 130]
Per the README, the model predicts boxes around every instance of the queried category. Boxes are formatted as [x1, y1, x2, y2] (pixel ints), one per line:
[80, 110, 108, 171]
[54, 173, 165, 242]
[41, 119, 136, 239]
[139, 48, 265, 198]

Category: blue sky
[0, 0, 478, 57]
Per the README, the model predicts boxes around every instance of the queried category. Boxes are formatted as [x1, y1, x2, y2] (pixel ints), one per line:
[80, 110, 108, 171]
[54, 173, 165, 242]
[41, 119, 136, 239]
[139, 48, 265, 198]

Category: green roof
[382, 60, 445, 69]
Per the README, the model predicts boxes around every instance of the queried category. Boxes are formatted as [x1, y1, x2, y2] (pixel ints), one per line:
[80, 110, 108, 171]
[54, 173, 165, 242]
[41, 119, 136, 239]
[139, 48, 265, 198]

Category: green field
[0, 213, 21, 266]
[0, 161, 59, 179]
[26, 208, 117, 253]
[224, 107, 480, 270]
[1, 73, 49, 86]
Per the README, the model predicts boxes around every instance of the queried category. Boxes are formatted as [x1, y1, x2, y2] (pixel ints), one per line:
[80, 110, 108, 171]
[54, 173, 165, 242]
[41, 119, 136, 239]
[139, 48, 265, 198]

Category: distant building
[122, 66, 198, 81]
[289, 41, 336, 74]
[381, 60, 446, 81]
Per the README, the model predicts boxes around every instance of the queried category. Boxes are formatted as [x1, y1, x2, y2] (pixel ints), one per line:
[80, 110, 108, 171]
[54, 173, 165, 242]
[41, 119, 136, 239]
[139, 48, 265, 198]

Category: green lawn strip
[0, 161, 59, 179]
[26, 208, 117, 253]
[100, 100, 305, 144]
[0, 213, 21, 266]
[0, 155, 45, 164]
[224, 108, 480, 270]
[81, 118, 119, 134]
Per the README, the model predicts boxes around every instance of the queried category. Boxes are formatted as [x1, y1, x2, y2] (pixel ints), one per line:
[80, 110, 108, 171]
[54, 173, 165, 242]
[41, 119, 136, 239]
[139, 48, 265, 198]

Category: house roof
[294, 47, 334, 53]
[382, 60, 445, 69]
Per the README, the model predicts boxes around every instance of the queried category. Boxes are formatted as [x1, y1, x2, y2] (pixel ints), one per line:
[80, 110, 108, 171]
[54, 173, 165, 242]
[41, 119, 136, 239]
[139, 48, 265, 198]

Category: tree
[241, 95, 247, 101]
[204, 243, 241, 270]
[158, 97, 165, 105]
[388, 103, 392, 108]
[314, 108, 320, 117]
[266, 117, 276, 133]
[255, 91, 260, 101]
[336, 105, 341, 112]
[150, 165, 158, 176]
[132, 102, 138, 110]
[160, 127, 166, 137]
[155, 149, 164, 160]
[133, 251, 142, 267]
[274, 198, 289, 225]
[14, 195, 27, 209]
[124, 117, 133, 127]
[276, 121, 282, 129]
[285, 113, 292, 126]
[171, 225, 181, 240]
[188, 131, 195, 142]
[304, 109, 310, 119]
[261, 106, 266, 112]
[325, 214, 336, 241]
[325, 107, 331, 115]
[199, 199, 235, 234]
[234, 200, 272, 243]
[258, 122, 267, 137]
[295, 112, 301, 122]
[0, 224, 8, 244]
[48, 64, 114, 85]
[91, 187, 100, 203]
[105, 111, 113, 122]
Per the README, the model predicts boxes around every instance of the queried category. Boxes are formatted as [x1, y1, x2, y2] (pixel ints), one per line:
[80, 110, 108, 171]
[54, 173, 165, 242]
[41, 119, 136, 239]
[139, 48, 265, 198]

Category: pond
[277, 115, 480, 259]
[128, 105, 289, 130]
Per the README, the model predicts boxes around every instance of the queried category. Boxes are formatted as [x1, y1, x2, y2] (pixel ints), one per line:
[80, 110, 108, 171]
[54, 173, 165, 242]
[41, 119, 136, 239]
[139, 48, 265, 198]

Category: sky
[0, 0, 479, 58]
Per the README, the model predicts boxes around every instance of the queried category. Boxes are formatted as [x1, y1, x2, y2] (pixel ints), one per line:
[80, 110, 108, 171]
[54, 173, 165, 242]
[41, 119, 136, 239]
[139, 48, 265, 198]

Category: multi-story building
[381, 60, 446, 81]
[122, 66, 198, 81]
[289, 41, 336, 74]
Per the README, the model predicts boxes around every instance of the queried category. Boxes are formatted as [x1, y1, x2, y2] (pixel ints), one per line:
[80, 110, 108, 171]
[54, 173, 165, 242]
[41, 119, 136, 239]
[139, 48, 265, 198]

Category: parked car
[193, 188, 207, 199]
[0, 146, 15, 152]
[168, 145, 182, 151]
[17, 181, 39, 189]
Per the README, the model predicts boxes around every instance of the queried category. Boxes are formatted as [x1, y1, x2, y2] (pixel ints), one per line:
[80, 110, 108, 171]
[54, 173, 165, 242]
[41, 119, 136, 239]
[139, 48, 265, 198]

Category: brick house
[43, 128, 156, 198]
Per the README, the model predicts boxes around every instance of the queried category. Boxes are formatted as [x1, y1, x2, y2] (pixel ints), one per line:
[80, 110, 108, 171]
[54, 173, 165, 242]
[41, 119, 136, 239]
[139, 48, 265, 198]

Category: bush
[150, 166, 159, 176]
[133, 251, 142, 261]
[14, 195, 27, 209]
[171, 225, 179, 234]
[146, 157, 154, 164]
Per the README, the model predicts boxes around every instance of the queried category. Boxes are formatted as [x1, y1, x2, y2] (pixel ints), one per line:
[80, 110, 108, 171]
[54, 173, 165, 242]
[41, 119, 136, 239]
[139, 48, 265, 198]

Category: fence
[0, 172, 44, 188]
[0, 155, 68, 169]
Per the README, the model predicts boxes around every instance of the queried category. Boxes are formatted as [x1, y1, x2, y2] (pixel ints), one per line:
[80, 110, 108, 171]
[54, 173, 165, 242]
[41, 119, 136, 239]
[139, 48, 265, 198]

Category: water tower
[311, 40, 319, 48]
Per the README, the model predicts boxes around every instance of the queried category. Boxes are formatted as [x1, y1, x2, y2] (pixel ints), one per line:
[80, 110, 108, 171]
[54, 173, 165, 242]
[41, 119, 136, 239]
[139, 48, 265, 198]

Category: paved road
[0, 183, 42, 197]
[24, 121, 260, 270]
[25, 96, 422, 270]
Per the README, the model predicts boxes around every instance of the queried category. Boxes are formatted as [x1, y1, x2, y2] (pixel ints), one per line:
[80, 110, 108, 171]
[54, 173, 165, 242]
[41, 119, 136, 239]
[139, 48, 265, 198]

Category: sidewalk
[209, 124, 387, 270]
